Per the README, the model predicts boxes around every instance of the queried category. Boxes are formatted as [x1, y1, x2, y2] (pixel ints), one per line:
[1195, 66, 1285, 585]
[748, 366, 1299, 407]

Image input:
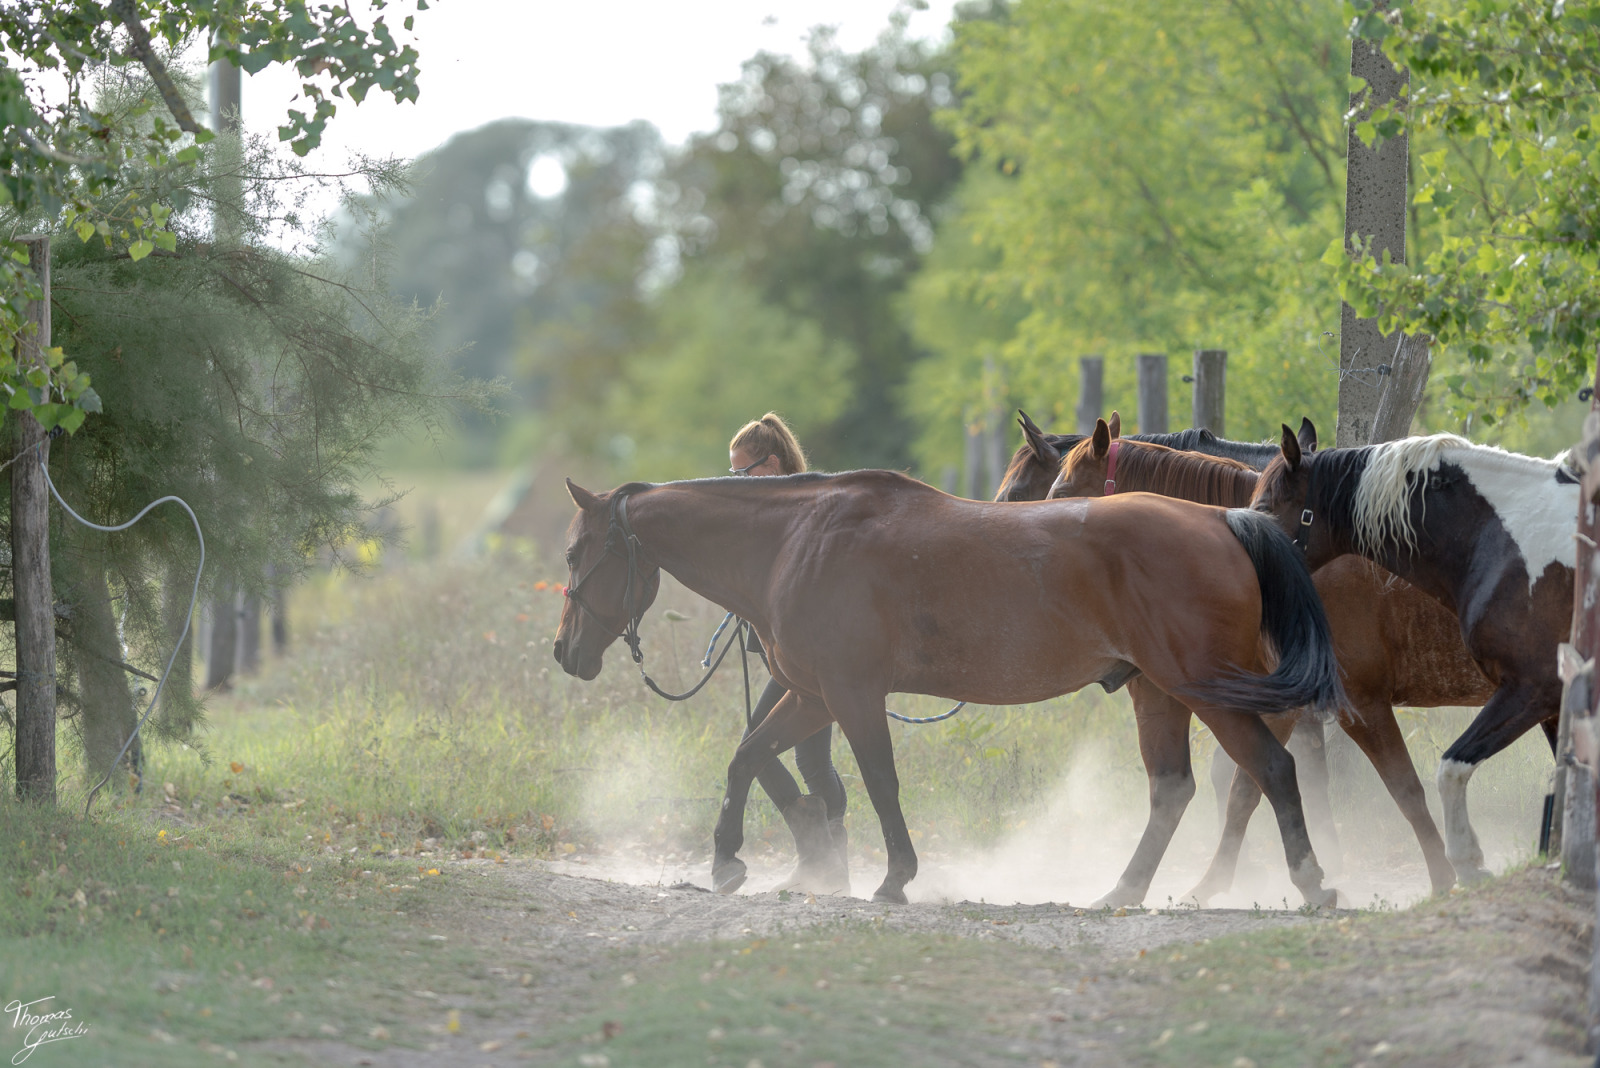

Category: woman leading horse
[727, 413, 848, 893]
[554, 470, 1346, 906]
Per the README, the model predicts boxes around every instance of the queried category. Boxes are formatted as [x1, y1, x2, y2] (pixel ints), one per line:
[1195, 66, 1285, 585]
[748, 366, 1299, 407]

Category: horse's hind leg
[1186, 713, 1295, 906]
[1202, 708, 1336, 908]
[825, 687, 916, 904]
[1437, 677, 1556, 883]
[712, 691, 833, 894]
[1287, 717, 1342, 875]
[1338, 694, 1454, 895]
[1095, 680, 1195, 908]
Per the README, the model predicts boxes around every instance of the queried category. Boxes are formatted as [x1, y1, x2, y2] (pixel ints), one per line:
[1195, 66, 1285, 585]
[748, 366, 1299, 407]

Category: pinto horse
[1250, 424, 1576, 881]
[1051, 419, 1494, 895]
[554, 472, 1347, 906]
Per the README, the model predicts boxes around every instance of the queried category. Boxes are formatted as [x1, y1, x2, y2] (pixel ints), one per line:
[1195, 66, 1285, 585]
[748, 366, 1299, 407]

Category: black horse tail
[1182, 508, 1346, 717]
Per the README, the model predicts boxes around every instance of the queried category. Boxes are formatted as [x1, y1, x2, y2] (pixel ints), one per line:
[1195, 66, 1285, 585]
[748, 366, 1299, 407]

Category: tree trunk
[11, 235, 55, 804]
[75, 562, 141, 789]
[204, 588, 236, 692]
[1336, 18, 1410, 448]
[236, 592, 261, 675]
[161, 559, 195, 718]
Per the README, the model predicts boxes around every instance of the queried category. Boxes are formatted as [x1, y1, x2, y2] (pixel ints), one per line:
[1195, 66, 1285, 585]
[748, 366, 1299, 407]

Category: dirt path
[245, 857, 1595, 1068]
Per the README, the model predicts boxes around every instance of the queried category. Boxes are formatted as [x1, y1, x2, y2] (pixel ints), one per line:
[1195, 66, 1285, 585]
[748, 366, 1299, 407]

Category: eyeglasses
[729, 455, 771, 476]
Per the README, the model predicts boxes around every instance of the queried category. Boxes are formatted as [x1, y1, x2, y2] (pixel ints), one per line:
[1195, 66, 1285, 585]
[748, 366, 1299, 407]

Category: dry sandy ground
[250, 854, 1597, 1068]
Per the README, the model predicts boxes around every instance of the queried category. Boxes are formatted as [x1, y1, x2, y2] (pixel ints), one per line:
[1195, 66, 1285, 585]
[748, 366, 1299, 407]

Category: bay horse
[1051, 419, 1494, 895]
[994, 409, 1282, 503]
[1250, 423, 1577, 881]
[997, 410, 1347, 892]
[554, 472, 1347, 906]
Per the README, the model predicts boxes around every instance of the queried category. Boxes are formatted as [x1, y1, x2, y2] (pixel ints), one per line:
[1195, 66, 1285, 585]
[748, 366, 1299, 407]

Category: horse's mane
[1348, 433, 1563, 555]
[1110, 441, 1259, 506]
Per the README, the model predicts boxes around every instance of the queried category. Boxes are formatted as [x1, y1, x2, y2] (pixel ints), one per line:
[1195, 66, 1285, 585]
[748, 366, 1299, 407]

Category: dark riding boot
[828, 816, 849, 885]
[775, 795, 848, 894]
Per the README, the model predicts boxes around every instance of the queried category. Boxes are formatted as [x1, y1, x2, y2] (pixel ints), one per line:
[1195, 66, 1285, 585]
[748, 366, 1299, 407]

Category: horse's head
[1049, 414, 1120, 499]
[1249, 420, 1333, 563]
[994, 410, 1084, 502]
[552, 479, 662, 681]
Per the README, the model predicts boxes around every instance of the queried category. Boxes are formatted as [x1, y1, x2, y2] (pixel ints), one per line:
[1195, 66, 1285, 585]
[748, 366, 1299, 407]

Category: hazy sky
[245, 0, 960, 165]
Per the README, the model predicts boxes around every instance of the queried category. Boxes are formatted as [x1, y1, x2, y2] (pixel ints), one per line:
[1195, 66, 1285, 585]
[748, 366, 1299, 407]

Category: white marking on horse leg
[1436, 758, 1486, 875]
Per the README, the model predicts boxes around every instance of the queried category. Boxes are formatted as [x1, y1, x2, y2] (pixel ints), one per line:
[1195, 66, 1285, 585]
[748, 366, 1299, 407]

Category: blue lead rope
[888, 702, 967, 724]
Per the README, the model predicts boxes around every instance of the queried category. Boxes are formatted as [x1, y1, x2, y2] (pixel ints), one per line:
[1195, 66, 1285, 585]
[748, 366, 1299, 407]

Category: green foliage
[658, 23, 965, 469]
[1336, 0, 1600, 423]
[13, 131, 479, 746]
[609, 268, 856, 479]
[0, 0, 426, 432]
[905, 0, 1348, 464]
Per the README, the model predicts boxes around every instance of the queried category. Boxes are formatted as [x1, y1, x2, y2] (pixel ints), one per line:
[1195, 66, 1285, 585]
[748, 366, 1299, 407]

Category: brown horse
[1250, 422, 1576, 881]
[1052, 419, 1495, 895]
[996, 410, 1348, 894]
[554, 472, 1347, 906]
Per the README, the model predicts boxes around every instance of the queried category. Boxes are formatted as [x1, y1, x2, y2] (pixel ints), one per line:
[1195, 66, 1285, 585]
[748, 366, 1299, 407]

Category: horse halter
[1103, 439, 1121, 495]
[1292, 458, 1318, 554]
[563, 491, 654, 664]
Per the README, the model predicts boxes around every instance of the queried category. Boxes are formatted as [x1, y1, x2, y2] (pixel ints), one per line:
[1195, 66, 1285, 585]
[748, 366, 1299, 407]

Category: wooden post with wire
[1192, 350, 1226, 436]
[1076, 356, 1104, 434]
[1137, 354, 1168, 434]
[11, 235, 56, 803]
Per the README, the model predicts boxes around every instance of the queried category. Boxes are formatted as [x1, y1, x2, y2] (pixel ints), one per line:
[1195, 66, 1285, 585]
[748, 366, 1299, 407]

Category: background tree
[2, 1, 427, 433]
[1333, 0, 1600, 428]
[1, 62, 474, 785]
[904, 0, 1350, 470]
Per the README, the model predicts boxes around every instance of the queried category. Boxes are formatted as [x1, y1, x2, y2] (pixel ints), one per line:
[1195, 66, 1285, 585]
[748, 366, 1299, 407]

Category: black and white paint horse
[1251, 425, 1577, 881]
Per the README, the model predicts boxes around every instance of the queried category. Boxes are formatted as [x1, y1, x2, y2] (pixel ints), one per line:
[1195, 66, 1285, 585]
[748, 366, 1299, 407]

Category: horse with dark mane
[996, 410, 1349, 898]
[1250, 424, 1576, 881]
[995, 410, 1282, 503]
[1051, 418, 1494, 896]
[554, 470, 1346, 905]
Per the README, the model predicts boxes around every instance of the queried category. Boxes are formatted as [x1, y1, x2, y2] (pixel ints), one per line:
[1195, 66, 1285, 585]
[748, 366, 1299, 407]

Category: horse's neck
[630, 485, 787, 625]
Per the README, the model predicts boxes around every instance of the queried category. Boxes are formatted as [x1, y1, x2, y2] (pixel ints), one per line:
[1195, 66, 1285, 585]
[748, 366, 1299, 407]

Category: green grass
[0, 535, 1571, 1066]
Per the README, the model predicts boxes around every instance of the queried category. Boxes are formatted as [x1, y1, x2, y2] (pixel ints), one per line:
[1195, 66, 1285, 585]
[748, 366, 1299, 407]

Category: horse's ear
[1018, 410, 1058, 463]
[1279, 424, 1303, 471]
[1091, 418, 1111, 460]
[1107, 411, 1122, 439]
[1297, 417, 1319, 454]
[566, 478, 602, 511]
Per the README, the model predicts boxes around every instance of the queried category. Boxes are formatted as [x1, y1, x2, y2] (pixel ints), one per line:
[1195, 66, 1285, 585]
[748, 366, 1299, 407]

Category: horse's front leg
[1095, 678, 1194, 908]
[711, 690, 832, 894]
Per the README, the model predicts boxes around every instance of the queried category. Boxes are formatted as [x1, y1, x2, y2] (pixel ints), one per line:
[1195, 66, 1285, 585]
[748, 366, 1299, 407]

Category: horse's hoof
[1179, 885, 1215, 909]
[1091, 885, 1144, 909]
[773, 861, 849, 896]
[712, 858, 747, 895]
[1455, 865, 1492, 885]
[871, 884, 908, 904]
[1302, 886, 1339, 909]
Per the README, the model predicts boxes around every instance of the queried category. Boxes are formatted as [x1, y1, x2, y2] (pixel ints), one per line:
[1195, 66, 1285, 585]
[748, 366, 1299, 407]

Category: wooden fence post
[1137, 354, 1168, 434]
[962, 422, 983, 500]
[11, 235, 56, 803]
[1368, 334, 1432, 444]
[1076, 356, 1104, 435]
[1192, 350, 1226, 436]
